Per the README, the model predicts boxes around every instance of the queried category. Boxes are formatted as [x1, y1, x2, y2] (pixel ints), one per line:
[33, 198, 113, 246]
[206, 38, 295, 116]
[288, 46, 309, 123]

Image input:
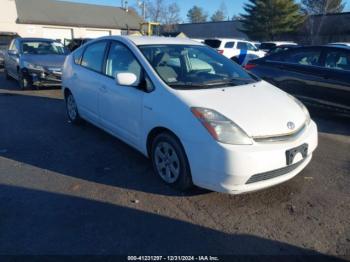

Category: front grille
[245, 159, 306, 184]
[253, 124, 306, 143]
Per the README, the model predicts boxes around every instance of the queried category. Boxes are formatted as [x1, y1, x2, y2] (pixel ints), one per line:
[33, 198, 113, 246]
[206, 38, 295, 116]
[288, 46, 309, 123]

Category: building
[161, 21, 248, 40]
[0, 0, 143, 42]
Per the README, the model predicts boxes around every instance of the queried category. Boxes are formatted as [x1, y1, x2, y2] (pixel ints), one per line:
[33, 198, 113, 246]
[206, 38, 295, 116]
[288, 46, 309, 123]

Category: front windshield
[139, 45, 258, 89]
[21, 41, 67, 55]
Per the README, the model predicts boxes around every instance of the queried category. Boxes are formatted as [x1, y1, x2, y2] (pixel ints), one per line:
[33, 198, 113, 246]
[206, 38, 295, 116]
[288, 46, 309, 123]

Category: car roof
[119, 36, 203, 46]
[328, 42, 350, 47]
[204, 38, 250, 42]
[18, 37, 58, 42]
[272, 45, 350, 53]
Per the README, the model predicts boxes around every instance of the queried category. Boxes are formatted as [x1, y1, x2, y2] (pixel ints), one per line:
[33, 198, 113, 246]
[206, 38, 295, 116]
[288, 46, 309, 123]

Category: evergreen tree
[240, 0, 304, 41]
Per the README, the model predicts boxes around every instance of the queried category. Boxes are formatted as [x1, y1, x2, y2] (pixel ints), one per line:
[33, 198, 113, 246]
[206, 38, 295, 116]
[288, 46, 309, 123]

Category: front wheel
[151, 132, 193, 191]
[65, 92, 82, 124]
[4, 67, 11, 80]
[18, 72, 32, 90]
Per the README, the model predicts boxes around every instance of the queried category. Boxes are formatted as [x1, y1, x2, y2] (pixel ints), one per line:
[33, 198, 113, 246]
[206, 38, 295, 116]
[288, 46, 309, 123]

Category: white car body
[204, 38, 266, 65]
[62, 36, 318, 195]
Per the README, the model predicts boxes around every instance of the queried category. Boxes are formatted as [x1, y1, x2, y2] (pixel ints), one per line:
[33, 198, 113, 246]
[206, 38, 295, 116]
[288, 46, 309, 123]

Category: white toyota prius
[62, 36, 318, 194]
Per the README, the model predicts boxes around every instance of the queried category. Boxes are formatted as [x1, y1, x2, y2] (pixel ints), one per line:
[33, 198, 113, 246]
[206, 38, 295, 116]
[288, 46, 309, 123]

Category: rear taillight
[244, 63, 257, 70]
[218, 50, 224, 54]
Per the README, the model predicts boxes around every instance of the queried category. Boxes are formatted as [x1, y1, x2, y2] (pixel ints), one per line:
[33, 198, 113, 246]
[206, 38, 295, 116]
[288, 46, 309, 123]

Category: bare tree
[301, 0, 345, 15]
[301, 0, 345, 44]
[211, 2, 227, 22]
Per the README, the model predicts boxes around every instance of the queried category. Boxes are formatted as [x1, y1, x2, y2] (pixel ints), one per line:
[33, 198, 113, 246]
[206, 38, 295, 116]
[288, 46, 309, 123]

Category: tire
[151, 132, 193, 191]
[4, 68, 11, 80]
[65, 91, 82, 125]
[18, 72, 32, 90]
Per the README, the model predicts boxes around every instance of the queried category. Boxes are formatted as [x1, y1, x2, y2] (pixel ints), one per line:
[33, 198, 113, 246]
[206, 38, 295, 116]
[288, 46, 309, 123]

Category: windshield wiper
[200, 77, 256, 86]
[168, 77, 256, 89]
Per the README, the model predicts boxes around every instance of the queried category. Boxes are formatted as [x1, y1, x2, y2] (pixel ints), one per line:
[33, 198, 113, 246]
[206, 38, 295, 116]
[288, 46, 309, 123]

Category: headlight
[23, 61, 44, 71]
[191, 107, 253, 145]
[290, 95, 311, 125]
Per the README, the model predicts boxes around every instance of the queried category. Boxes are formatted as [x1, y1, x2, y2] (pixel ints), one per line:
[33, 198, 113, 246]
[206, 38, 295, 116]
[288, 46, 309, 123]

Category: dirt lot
[0, 70, 349, 258]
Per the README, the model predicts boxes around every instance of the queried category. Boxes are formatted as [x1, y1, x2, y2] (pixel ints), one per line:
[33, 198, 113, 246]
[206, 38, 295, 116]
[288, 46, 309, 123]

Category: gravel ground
[0, 70, 349, 259]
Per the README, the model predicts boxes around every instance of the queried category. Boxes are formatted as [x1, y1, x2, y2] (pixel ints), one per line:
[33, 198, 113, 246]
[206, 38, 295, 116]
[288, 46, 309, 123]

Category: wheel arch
[146, 126, 182, 158]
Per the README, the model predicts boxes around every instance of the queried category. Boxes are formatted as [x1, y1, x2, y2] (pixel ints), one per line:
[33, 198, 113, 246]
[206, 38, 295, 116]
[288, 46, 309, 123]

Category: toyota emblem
[287, 122, 296, 130]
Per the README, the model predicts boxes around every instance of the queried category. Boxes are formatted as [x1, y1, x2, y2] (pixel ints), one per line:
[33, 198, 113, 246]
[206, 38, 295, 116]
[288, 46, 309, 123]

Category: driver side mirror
[115, 72, 138, 86]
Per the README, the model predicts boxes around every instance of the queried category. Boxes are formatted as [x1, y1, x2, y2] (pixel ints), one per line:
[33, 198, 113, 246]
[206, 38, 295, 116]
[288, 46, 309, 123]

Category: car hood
[22, 54, 67, 68]
[176, 81, 307, 138]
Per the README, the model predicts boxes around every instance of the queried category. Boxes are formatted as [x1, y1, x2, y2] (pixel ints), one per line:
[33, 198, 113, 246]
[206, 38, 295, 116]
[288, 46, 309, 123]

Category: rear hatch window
[204, 39, 222, 49]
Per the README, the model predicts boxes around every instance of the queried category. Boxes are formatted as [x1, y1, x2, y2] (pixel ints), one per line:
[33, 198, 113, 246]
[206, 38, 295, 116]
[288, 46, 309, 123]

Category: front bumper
[23, 68, 62, 87]
[183, 120, 318, 194]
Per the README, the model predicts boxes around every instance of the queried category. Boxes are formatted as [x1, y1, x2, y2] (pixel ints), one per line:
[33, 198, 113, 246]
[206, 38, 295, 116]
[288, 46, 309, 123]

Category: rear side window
[325, 50, 350, 71]
[204, 39, 222, 49]
[224, 42, 235, 48]
[81, 41, 107, 72]
[73, 47, 84, 65]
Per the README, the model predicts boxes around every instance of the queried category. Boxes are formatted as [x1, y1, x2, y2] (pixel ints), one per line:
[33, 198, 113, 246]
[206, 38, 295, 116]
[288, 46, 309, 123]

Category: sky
[66, 0, 350, 22]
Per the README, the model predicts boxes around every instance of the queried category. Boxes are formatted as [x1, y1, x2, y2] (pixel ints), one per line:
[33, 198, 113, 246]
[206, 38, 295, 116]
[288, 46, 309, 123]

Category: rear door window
[284, 49, 321, 66]
[73, 47, 84, 65]
[237, 42, 248, 50]
[81, 41, 108, 72]
[266, 48, 321, 65]
[325, 50, 350, 71]
[204, 39, 222, 49]
[224, 42, 235, 48]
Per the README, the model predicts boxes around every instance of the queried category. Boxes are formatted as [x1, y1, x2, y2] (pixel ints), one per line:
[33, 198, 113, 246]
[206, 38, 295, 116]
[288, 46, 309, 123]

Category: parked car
[246, 45, 350, 114]
[4, 37, 69, 89]
[64, 38, 92, 52]
[204, 38, 266, 65]
[267, 44, 300, 55]
[259, 41, 297, 52]
[0, 32, 19, 67]
[62, 36, 318, 194]
[252, 41, 261, 49]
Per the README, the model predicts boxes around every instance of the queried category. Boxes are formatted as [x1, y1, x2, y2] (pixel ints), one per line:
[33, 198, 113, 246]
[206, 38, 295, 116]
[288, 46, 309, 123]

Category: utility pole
[137, 0, 147, 20]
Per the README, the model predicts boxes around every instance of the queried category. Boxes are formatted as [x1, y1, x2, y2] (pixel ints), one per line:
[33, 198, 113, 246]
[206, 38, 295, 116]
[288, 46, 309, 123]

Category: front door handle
[99, 85, 107, 93]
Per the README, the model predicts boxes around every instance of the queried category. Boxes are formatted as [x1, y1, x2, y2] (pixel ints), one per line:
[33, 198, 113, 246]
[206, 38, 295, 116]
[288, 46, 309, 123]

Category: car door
[74, 40, 108, 124]
[260, 48, 324, 101]
[6, 39, 19, 77]
[99, 41, 145, 147]
[318, 48, 350, 110]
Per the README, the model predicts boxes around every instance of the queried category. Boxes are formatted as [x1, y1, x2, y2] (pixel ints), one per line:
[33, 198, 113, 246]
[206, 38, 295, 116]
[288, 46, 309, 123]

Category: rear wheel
[231, 57, 239, 64]
[65, 91, 82, 124]
[151, 132, 193, 191]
